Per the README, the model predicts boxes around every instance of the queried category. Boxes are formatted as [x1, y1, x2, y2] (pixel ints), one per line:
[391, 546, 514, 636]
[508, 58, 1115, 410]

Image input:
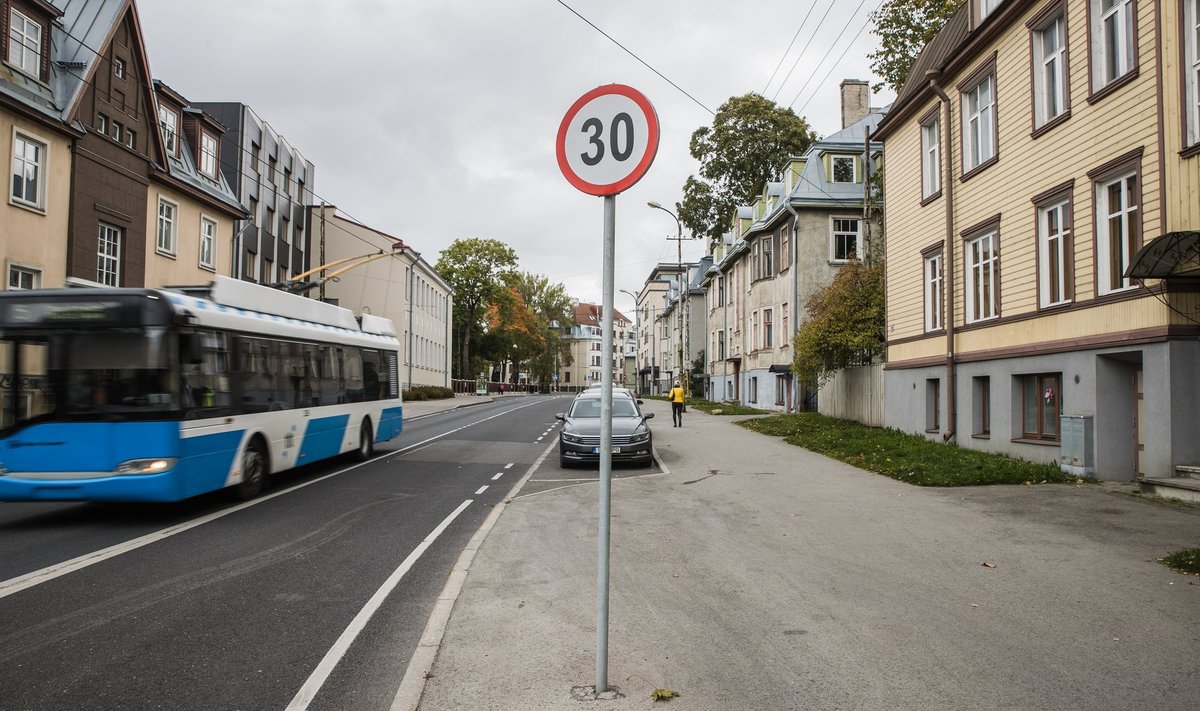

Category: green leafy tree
[678, 94, 818, 243]
[434, 238, 518, 378]
[484, 272, 575, 386]
[791, 261, 886, 386]
[868, 0, 964, 92]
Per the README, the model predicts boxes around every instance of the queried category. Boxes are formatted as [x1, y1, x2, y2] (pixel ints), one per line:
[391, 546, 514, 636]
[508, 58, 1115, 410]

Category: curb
[389, 437, 560, 711]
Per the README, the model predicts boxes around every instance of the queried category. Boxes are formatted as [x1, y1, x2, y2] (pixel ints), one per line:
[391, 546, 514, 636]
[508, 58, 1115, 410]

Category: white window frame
[1033, 14, 1067, 128]
[924, 251, 944, 332]
[921, 117, 941, 198]
[979, 0, 1002, 20]
[200, 133, 218, 178]
[113, 57, 125, 79]
[97, 223, 122, 287]
[7, 264, 40, 290]
[10, 129, 47, 211]
[831, 217, 861, 263]
[1038, 200, 1070, 307]
[962, 74, 996, 171]
[965, 231, 999, 323]
[1092, 0, 1135, 90]
[7, 8, 42, 78]
[1185, 0, 1200, 146]
[763, 308, 773, 348]
[156, 197, 179, 256]
[158, 105, 178, 156]
[1096, 171, 1138, 295]
[830, 155, 858, 183]
[199, 216, 217, 270]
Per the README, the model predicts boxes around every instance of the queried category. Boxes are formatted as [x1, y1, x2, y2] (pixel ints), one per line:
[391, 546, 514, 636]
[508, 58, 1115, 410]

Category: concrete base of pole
[570, 685, 624, 702]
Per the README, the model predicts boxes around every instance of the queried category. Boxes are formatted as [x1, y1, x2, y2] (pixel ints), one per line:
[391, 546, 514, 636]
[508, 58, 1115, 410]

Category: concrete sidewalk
[408, 399, 1200, 710]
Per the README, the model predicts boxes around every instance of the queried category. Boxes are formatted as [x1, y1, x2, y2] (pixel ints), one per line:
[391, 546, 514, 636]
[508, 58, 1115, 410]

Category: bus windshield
[1, 327, 177, 431]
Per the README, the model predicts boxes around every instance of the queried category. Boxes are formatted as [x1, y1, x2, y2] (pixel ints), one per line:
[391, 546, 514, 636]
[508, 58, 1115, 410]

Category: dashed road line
[474, 486, 489, 495]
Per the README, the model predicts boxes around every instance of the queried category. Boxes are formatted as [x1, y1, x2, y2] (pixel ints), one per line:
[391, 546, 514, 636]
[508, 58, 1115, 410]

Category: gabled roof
[572, 303, 631, 327]
[873, 4, 972, 140]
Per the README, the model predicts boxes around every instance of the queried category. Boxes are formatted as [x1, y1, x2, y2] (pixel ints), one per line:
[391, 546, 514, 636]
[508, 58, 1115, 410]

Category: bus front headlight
[114, 458, 178, 475]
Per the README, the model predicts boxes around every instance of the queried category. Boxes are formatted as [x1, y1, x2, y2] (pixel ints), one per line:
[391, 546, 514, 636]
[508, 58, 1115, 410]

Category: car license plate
[590, 446, 621, 454]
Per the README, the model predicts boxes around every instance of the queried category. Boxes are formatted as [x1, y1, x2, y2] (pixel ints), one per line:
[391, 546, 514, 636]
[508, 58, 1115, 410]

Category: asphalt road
[0, 395, 569, 711]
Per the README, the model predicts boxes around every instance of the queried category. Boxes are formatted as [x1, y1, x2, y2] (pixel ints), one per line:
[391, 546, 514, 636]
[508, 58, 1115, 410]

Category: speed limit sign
[556, 84, 659, 196]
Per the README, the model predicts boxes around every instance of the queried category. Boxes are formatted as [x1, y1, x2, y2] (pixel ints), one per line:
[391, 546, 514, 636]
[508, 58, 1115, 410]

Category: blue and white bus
[0, 276, 402, 502]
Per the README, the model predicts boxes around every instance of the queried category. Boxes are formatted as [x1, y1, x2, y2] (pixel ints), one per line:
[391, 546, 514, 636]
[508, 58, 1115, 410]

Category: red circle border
[556, 84, 660, 196]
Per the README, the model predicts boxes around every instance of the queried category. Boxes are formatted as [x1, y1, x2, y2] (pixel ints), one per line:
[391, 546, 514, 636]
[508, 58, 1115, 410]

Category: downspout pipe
[784, 202, 802, 412]
[927, 71, 957, 443]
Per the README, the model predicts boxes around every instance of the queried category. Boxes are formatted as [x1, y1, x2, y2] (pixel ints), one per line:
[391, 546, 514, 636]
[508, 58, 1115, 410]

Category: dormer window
[978, 0, 1003, 21]
[200, 133, 218, 178]
[8, 8, 43, 79]
[831, 155, 858, 183]
[158, 105, 178, 156]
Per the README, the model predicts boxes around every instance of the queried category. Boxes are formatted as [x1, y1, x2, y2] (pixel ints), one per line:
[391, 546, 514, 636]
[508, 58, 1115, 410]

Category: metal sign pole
[596, 193, 615, 692]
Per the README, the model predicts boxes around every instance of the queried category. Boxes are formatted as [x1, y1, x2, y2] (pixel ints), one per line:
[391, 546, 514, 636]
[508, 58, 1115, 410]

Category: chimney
[840, 79, 870, 129]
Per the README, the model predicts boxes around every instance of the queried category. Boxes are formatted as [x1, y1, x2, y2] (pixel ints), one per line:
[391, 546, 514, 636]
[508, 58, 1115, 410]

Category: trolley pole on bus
[556, 84, 658, 698]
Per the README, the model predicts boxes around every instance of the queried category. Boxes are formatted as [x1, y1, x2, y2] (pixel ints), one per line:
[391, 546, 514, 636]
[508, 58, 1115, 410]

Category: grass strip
[738, 412, 1082, 487]
[642, 395, 767, 415]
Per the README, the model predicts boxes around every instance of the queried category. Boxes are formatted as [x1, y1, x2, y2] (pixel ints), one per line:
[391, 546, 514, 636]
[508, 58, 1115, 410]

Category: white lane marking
[474, 486, 488, 495]
[391, 438, 558, 711]
[491, 473, 503, 481]
[286, 499, 473, 711]
[536, 438, 543, 442]
[504, 463, 514, 469]
[0, 400, 547, 601]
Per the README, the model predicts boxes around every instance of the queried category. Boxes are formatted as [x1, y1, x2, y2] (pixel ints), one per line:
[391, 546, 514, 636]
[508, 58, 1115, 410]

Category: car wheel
[234, 438, 268, 500]
[352, 419, 374, 462]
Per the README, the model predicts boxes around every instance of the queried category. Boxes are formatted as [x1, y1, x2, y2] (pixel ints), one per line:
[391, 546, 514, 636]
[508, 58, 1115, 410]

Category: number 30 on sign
[556, 84, 659, 196]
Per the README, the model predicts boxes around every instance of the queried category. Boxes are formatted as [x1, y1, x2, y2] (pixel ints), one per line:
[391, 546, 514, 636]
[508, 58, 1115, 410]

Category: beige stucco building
[560, 302, 632, 390]
[310, 206, 453, 389]
[703, 82, 884, 412]
[874, 0, 1200, 482]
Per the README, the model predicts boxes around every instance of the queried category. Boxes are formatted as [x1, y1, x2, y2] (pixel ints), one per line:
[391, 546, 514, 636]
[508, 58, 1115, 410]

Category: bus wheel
[235, 439, 268, 499]
[353, 420, 374, 462]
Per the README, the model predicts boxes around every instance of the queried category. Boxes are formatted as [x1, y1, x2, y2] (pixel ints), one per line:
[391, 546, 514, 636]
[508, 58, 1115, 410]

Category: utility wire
[554, 0, 714, 116]
[793, 6, 878, 115]
[786, 0, 872, 110]
[760, 1, 820, 97]
[769, 0, 837, 103]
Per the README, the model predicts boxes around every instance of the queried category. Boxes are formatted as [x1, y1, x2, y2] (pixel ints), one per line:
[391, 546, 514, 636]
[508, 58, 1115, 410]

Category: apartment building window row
[831, 218, 861, 262]
[11, 131, 46, 211]
[1022, 373, 1062, 440]
[1090, 0, 1136, 95]
[1031, 6, 1069, 132]
[920, 111, 941, 200]
[965, 228, 999, 324]
[7, 8, 42, 78]
[961, 63, 997, 173]
[200, 217, 217, 271]
[157, 198, 178, 256]
[922, 245, 944, 332]
[8, 265, 39, 290]
[1185, 0, 1200, 148]
[97, 223, 122, 287]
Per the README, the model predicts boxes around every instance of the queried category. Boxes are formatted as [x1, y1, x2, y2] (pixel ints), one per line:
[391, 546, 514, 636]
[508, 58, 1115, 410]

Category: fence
[449, 379, 586, 395]
[817, 363, 884, 427]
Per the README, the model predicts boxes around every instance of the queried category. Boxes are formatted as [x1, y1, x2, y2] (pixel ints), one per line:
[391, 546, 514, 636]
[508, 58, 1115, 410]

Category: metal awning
[1125, 231, 1200, 280]
[769, 364, 791, 373]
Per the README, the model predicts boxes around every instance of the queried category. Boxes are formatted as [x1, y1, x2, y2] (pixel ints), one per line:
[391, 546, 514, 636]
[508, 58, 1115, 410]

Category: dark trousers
[672, 402, 683, 426]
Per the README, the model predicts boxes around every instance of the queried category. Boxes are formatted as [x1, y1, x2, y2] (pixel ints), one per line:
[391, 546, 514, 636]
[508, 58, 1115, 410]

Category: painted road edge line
[286, 499, 474, 711]
[389, 437, 559, 711]
[0, 399, 543, 602]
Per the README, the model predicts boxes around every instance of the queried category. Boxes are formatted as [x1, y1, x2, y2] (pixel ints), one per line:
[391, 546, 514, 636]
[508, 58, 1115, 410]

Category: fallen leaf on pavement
[981, 562, 996, 569]
[970, 603, 980, 608]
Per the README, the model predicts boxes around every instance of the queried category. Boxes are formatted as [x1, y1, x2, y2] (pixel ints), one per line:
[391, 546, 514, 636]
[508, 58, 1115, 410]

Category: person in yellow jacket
[668, 380, 685, 427]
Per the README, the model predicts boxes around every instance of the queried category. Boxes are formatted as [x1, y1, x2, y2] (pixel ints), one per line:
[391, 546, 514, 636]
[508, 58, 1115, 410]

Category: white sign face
[557, 85, 659, 196]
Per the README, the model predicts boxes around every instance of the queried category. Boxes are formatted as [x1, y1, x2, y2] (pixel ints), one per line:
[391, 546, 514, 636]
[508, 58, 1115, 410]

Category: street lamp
[647, 201, 692, 397]
[618, 288, 645, 396]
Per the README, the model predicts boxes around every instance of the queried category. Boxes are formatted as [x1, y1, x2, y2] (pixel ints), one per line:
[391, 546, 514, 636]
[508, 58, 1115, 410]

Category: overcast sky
[136, 0, 893, 314]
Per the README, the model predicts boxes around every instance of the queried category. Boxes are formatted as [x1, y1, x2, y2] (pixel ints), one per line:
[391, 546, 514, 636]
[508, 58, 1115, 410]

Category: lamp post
[647, 201, 691, 397]
[618, 288, 641, 395]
